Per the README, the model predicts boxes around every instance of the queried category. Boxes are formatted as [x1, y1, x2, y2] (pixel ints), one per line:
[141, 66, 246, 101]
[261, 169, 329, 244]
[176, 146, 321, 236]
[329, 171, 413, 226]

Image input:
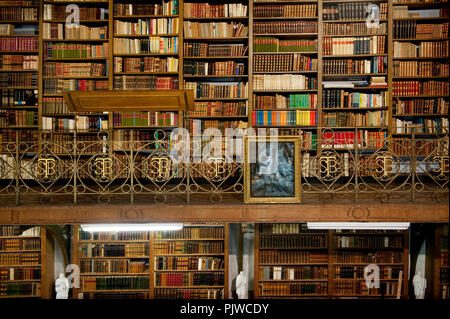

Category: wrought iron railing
[0, 128, 448, 205]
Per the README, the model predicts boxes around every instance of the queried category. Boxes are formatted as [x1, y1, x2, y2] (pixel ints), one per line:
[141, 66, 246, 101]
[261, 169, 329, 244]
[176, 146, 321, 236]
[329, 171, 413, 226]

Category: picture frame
[244, 135, 301, 204]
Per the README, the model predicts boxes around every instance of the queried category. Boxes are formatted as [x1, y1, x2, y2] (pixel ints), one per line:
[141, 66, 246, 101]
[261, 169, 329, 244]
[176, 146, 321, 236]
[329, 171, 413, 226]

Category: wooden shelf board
[259, 263, 329, 266]
[80, 273, 149, 276]
[253, 71, 317, 74]
[154, 253, 224, 256]
[154, 269, 224, 272]
[0, 250, 40, 253]
[114, 15, 179, 19]
[153, 238, 224, 241]
[183, 56, 248, 59]
[113, 34, 179, 37]
[322, 107, 388, 111]
[259, 279, 328, 282]
[259, 247, 327, 250]
[254, 51, 317, 55]
[154, 286, 224, 288]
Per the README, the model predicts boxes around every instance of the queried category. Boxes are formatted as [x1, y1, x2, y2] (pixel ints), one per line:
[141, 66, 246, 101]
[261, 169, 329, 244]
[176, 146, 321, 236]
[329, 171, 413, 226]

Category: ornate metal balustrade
[0, 129, 448, 205]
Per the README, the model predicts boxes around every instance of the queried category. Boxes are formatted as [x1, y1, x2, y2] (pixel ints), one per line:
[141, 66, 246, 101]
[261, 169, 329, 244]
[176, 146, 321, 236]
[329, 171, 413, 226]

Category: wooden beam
[0, 203, 448, 224]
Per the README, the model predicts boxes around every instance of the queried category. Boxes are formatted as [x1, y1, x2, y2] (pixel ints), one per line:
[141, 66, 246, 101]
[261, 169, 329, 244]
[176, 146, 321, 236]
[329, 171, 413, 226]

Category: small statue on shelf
[236, 271, 248, 299]
[413, 271, 426, 299]
[55, 273, 70, 299]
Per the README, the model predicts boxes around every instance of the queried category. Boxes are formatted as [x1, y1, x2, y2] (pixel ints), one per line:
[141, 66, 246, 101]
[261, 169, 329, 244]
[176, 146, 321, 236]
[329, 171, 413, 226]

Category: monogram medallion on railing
[430, 152, 449, 181]
[317, 151, 344, 181]
[34, 155, 61, 183]
[373, 151, 396, 181]
[203, 156, 234, 182]
[88, 154, 116, 183]
[144, 155, 173, 181]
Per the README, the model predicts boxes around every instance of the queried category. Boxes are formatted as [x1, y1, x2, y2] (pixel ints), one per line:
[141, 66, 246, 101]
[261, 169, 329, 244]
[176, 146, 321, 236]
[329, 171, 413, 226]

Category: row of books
[113, 37, 178, 54]
[333, 281, 399, 297]
[44, 42, 109, 59]
[113, 111, 179, 127]
[0, 268, 41, 281]
[321, 131, 387, 150]
[154, 241, 224, 255]
[323, 36, 386, 55]
[335, 236, 403, 249]
[253, 54, 317, 72]
[114, 57, 178, 73]
[80, 292, 149, 299]
[114, 76, 179, 90]
[323, 22, 387, 36]
[43, 4, 108, 21]
[0, 238, 40, 251]
[0, 72, 37, 87]
[252, 110, 317, 127]
[259, 251, 329, 264]
[253, 21, 317, 34]
[393, 61, 449, 77]
[0, 55, 37, 71]
[82, 276, 149, 291]
[393, 98, 449, 115]
[393, 80, 449, 96]
[154, 288, 223, 299]
[323, 57, 387, 75]
[43, 62, 107, 77]
[393, 21, 448, 39]
[335, 266, 402, 280]
[183, 42, 247, 57]
[392, 5, 448, 19]
[323, 111, 388, 127]
[0, 0, 37, 4]
[259, 223, 323, 235]
[0, 7, 37, 21]
[260, 266, 328, 280]
[334, 251, 403, 264]
[44, 78, 108, 94]
[114, 18, 179, 36]
[260, 282, 328, 296]
[0, 252, 40, 265]
[184, 81, 248, 98]
[253, 37, 316, 52]
[78, 243, 149, 258]
[154, 256, 224, 271]
[323, 2, 387, 21]
[41, 116, 108, 131]
[80, 260, 148, 274]
[393, 41, 449, 57]
[43, 24, 108, 40]
[189, 101, 247, 117]
[253, 4, 316, 18]
[183, 60, 245, 76]
[322, 89, 389, 109]
[260, 234, 327, 249]
[113, 1, 178, 16]
[155, 272, 224, 287]
[390, 137, 443, 157]
[183, 21, 248, 38]
[184, 2, 248, 18]
[253, 74, 316, 90]
[155, 227, 224, 240]
[0, 226, 19, 237]
[254, 94, 317, 110]
[39, 135, 107, 155]
[79, 230, 149, 241]
[0, 109, 37, 126]
[393, 118, 448, 134]
[1, 89, 37, 107]
[112, 129, 171, 151]
[189, 119, 248, 136]
[0, 282, 40, 297]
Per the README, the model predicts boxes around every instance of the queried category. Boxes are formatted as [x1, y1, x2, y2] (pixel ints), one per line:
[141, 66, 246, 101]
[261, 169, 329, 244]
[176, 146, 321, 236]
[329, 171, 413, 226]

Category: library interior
[0, 0, 448, 301]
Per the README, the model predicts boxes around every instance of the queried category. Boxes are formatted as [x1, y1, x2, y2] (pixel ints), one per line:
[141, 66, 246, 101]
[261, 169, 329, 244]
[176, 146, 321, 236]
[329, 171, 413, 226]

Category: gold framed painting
[244, 135, 301, 204]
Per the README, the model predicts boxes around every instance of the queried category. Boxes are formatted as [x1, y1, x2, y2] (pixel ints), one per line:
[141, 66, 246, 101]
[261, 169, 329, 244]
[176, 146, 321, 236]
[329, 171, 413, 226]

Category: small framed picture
[244, 136, 301, 203]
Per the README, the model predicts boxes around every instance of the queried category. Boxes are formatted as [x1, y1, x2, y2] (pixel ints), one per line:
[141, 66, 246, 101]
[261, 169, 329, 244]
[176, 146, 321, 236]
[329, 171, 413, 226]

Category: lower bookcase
[73, 223, 229, 299]
[254, 223, 409, 299]
[0, 225, 50, 298]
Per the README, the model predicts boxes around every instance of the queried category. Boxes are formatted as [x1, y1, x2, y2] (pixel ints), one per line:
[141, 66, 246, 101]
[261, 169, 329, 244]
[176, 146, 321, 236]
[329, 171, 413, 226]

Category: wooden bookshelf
[73, 223, 228, 299]
[0, 225, 49, 298]
[254, 223, 409, 299]
[433, 223, 449, 299]
[152, 223, 229, 299]
[391, 0, 449, 136]
[254, 223, 329, 299]
[182, 1, 250, 135]
[251, 0, 318, 151]
[0, 1, 39, 144]
[331, 229, 409, 299]
[73, 225, 151, 299]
